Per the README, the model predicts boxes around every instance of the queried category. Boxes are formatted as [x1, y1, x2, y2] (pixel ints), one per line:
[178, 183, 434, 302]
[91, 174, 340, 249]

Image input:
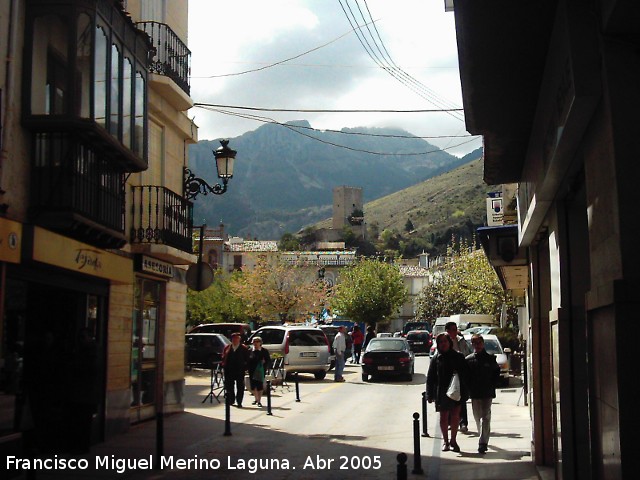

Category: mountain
[313, 149, 493, 255]
[188, 121, 473, 238]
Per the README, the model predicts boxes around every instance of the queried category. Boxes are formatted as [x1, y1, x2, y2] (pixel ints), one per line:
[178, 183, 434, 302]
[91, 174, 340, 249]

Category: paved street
[30, 356, 541, 479]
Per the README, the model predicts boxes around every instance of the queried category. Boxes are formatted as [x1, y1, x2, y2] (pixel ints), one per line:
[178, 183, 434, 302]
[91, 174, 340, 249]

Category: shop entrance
[1, 276, 107, 454]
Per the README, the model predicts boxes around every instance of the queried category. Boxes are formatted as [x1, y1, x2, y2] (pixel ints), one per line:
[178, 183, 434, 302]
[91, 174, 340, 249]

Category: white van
[433, 314, 495, 337]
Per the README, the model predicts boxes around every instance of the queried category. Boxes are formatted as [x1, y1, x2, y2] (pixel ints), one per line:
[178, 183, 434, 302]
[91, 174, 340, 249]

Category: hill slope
[188, 122, 472, 238]
[313, 149, 493, 254]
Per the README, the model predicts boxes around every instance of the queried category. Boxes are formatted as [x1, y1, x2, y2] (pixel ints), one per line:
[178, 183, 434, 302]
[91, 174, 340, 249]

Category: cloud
[188, 0, 480, 156]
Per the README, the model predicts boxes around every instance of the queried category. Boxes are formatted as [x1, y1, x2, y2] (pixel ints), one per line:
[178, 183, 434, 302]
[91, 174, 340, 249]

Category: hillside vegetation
[313, 152, 495, 256]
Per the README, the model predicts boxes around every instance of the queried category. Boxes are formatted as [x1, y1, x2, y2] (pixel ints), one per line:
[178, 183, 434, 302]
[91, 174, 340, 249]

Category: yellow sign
[32, 227, 132, 283]
[0, 218, 22, 263]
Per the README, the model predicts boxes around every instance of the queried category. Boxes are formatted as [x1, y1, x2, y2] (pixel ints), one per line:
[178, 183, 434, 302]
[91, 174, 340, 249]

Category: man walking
[333, 326, 347, 382]
[445, 321, 471, 432]
[465, 334, 500, 453]
[222, 332, 250, 407]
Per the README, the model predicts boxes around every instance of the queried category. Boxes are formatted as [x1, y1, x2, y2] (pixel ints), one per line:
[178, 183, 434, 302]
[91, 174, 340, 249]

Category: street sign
[186, 262, 214, 291]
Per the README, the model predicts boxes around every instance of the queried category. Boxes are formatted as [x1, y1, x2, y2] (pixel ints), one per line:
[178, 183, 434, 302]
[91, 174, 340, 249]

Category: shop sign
[0, 218, 21, 263]
[136, 255, 174, 278]
[32, 227, 132, 283]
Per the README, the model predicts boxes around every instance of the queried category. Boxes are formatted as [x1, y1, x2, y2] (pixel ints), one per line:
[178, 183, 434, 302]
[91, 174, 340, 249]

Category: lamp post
[184, 139, 236, 200]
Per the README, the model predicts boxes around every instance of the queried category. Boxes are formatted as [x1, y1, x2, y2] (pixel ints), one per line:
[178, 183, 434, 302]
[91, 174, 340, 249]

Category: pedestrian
[332, 326, 347, 382]
[426, 332, 469, 452]
[445, 321, 471, 432]
[248, 336, 271, 408]
[363, 325, 376, 351]
[222, 332, 250, 407]
[351, 325, 364, 363]
[465, 334, 500, 453]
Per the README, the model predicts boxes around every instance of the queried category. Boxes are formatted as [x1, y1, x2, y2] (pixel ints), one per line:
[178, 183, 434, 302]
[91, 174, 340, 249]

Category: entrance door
[130, 277, 162, 422]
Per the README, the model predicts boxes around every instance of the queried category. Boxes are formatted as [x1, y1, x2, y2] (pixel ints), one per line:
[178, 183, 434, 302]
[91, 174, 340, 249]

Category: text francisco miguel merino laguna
[8, 455, 302, 474]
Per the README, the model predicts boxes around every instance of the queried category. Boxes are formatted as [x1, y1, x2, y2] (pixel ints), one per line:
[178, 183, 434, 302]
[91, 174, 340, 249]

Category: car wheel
[314, 371, 327, 380]
[362, 373, 368, 382]
[407, 373, 413, 381]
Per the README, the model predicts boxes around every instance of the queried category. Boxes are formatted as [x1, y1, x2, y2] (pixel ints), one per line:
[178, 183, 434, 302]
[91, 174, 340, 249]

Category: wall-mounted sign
[136, 255, 174, 278]
[0, 218, 22, 263]
[486, 192, 504, 226]
[31, 227, 132, 283]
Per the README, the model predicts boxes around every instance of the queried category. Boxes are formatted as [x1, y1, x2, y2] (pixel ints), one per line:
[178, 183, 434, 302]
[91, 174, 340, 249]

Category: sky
[187, 0, 482, 158]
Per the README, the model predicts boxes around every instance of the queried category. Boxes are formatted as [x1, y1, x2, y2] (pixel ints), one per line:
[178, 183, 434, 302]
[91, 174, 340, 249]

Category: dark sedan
[361, 338, 415, 382]
[406, 330, 432, 355]
[185, 333, 230, 369]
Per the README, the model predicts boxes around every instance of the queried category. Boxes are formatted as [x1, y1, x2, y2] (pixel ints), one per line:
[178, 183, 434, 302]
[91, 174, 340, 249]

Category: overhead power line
[337, 0, 465, 122]
[193, 103, 463, 113]
[195, 105, 480, 156]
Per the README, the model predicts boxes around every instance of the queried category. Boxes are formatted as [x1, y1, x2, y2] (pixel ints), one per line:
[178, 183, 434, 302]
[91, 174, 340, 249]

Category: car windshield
[483, 339, 503, 355]
[367, 339, 406, 352]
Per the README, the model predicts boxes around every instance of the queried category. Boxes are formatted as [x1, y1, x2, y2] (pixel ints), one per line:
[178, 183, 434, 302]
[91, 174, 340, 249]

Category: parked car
[184, 333, 230, 369]
[464, 333, 511, 386]
[188, 323, 252, 342]
[361, 338, 415, 382]
[248, 326, 331, 380]
[405, 330, 432, 355]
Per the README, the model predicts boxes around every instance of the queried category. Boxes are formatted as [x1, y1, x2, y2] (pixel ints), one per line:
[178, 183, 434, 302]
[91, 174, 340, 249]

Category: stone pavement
[20, 370, 552, 480]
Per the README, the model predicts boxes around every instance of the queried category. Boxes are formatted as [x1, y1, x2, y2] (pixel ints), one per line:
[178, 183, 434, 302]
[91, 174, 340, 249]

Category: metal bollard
[412, 412, 424, 474]
[396, 452, 408, 480]
[295, 372, 301, 402]
[223, 387, 232, 436]
[266, 380, 273, 415]
[421, 392, 430, 437]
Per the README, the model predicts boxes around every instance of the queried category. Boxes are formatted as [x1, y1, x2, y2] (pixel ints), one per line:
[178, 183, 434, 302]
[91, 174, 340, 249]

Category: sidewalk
[24, 372, 547, 480]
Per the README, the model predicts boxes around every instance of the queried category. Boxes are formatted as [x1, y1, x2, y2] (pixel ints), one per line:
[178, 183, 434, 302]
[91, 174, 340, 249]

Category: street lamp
[183, 139, 236, 200]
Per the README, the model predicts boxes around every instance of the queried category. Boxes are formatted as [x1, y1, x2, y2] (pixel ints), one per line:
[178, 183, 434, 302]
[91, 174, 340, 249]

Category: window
[94, 25, 108, 127]
[110, 44, 121, 138]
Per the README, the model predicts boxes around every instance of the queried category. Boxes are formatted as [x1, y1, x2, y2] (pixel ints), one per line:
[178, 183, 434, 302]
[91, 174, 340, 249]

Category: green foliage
[416, 237, 506, 322]
[186, 270, 250, 327]
[341, 226, 357, 246]
[330, 259, 407, 327]
[405, 218, 415, 232]
[279, 232, 301, 251]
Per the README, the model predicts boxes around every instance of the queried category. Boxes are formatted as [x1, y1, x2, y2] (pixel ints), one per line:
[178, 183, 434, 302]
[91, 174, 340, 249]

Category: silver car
[249, 326, 331, 380]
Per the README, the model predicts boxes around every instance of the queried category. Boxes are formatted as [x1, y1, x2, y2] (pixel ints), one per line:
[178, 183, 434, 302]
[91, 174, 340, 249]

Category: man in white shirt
[332, 326, 347, 382]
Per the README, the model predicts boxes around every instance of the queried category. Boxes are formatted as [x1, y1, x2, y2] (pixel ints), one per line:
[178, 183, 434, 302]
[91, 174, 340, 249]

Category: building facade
[0, 0, 197, 461]
[449, 0, 637, 478]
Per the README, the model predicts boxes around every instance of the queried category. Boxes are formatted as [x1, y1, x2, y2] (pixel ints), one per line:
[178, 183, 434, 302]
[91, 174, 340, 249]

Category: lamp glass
[216, 155, 234, 179]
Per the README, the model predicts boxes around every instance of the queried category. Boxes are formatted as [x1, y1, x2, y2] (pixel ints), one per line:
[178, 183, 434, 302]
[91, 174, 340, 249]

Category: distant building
[316, 185, 366, 243]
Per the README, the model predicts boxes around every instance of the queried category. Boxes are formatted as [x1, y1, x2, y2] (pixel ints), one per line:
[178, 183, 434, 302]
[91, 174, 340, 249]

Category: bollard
[295, 372, 301, 402]
[396, 452, 408, 480]
[266, 380, 273, 415]
[223, 387, 232, 436]
[412, 412, 424, 474]
[421, 392, 430, 437]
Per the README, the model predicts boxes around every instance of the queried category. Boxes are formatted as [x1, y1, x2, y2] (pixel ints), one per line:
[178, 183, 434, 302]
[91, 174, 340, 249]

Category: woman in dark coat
[426, 332, 469, 452]
[248, 336, 271, 407]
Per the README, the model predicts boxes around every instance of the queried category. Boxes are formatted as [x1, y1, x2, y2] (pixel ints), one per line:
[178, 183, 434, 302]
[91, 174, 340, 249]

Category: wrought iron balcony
[135, 21, 191, 96]
[30, 132, 126, 249]
[130, 186, 193, 253]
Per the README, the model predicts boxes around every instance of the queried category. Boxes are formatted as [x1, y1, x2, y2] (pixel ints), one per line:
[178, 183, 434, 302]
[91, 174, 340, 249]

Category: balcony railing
[130, 186, 193, 253]
[30, 132, 126, 248]
[136, 21, 191, 95]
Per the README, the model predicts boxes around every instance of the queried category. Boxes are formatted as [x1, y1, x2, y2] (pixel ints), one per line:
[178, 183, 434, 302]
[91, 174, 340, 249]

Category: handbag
[446, 372, 461, 401]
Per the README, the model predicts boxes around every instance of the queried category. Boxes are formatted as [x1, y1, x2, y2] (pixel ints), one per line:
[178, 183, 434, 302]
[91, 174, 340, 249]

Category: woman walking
[426, 333, 469, 452]
[248, 337, 271, 407]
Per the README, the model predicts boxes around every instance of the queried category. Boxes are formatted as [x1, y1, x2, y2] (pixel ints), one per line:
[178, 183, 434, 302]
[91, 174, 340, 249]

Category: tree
[330, 258, 407, 327]
[186, 270, 250, 327]
[230, 255, 329, 323]
[405, 218, 415, 232]
[416, 237, 506, 321]
[278, 232, 300, 251]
